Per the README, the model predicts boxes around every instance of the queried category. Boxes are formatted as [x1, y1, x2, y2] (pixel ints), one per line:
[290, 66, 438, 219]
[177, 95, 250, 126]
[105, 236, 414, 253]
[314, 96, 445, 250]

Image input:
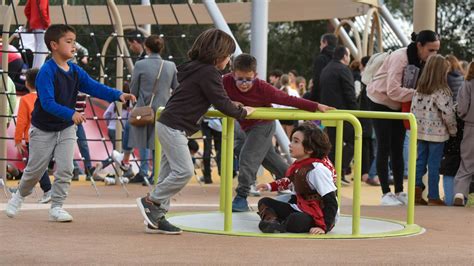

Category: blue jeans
[76, 124, 92, 170]
[139, 148, 154, 176]
[402, 131, 410, 177]
[101, 129, 116, 168]
[443, 175, 455, 206]
[415, 140, 445, 199]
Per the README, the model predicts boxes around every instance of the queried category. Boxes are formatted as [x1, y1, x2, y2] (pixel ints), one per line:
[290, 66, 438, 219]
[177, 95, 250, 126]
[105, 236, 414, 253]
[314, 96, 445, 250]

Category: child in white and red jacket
[256, 122, 339, 234]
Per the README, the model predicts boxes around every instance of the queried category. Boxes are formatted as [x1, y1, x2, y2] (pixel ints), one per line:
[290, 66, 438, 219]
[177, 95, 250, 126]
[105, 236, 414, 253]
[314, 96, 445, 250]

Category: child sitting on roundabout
[256, 122, 339, 234]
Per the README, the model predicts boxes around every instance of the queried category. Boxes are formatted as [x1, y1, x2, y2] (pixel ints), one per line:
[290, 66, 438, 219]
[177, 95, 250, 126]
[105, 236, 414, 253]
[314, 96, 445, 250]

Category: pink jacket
[367, 48, 415, 110]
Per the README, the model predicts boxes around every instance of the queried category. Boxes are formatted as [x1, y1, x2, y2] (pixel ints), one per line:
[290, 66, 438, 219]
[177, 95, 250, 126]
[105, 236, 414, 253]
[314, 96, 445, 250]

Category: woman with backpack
[366, 30, 440, 206]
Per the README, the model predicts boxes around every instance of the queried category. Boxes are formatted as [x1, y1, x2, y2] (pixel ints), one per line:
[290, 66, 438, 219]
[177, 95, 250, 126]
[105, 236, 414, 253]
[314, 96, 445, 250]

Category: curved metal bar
[335, 19, 363, 60]
[99, 26, 150, 84]
[362, 7, 383, 56]
[155, 107, 365, 235]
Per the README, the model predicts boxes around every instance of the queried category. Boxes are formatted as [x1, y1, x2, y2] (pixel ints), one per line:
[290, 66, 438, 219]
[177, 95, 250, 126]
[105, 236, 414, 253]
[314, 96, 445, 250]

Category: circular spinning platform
[168, 212, 424, 239]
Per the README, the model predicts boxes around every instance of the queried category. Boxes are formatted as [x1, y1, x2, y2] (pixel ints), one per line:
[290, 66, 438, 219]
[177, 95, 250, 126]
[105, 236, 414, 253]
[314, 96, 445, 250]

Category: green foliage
[436, 0, 473, 60]
[232, 21, 330, 81]
[384, 0, 472, 60]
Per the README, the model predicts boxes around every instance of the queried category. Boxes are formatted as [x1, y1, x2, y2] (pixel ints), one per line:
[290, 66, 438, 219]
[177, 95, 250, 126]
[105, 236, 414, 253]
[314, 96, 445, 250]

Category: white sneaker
[396, 192, 408, 205]
[49, 207, 73, 222]
[112, 150, 130, 171]
[6, 191, 24, 218]
[92, 162, 103, 178]
[38, 190, 52, 204]
[119, 177, 129, 184]
[453, 193, 465, 206]
[381, 192, 403, 206]
[104, 177, 116, 186]
[249, 184, 261, 197]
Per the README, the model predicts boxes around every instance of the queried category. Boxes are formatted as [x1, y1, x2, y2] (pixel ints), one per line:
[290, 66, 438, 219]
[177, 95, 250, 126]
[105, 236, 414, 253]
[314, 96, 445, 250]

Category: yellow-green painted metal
[335, 120, 344, 204]
[224, 119, 235, 231]
[166, 212, 423, 239]
[219, 118, 228, 212]
[154, 107, 418, 237]
[154, 125, 161, 184]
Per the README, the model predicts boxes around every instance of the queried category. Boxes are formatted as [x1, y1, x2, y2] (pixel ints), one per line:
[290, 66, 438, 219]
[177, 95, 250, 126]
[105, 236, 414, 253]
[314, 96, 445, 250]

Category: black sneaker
[72, 169, 80, 181]
[136, 196, 161, 228]
[130, 172, 145, 183]
[144, 217, 182, 235]
[258, 220, 286, 233]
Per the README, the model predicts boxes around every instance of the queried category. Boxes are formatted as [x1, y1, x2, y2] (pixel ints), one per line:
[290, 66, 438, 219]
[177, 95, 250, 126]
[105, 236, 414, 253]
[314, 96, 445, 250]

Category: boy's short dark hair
[188, 28, 236, 65]
[232, 53, 257, 72]
[125, 30, 145, 44]
[333, 46, 348, 61]
[291, 122, 331, 159]
[25, 68, 40, 89]
[44, 24, 76, 51]
[321, 33, 338, 48]
[269, 69, 283, 77]
[145, 35, 165, 54]
[187, 139, 199, 153]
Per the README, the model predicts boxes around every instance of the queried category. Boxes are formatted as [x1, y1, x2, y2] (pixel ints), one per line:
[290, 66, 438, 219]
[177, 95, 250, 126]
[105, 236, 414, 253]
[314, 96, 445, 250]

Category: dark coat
[319, 60, 358, 110]
[447, 70, 464, 101]
[310, 46, 334, 102]
[440, 116, 464, 176]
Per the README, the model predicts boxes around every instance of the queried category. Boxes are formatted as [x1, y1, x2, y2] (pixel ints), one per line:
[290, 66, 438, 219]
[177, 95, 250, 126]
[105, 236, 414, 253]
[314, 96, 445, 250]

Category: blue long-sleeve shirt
[32, 59, 122, 131]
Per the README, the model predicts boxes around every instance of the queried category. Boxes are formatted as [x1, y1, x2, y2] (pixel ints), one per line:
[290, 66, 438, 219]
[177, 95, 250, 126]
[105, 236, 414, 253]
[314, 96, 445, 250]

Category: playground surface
[1, 176, 472, 265]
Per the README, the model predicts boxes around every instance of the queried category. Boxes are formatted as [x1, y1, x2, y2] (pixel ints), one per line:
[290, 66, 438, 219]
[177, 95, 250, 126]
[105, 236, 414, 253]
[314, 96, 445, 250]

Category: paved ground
[1, 177, 473, 265]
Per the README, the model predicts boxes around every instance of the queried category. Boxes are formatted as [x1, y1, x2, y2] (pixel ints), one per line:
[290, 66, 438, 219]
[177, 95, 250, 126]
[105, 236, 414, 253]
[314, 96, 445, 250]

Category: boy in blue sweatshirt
[5, 24, 136, 222]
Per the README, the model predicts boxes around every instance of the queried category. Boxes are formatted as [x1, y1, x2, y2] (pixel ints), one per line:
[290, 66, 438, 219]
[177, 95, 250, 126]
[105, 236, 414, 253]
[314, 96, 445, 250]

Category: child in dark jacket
[136, 29, 254, 234]
[256, 123, 338, 234]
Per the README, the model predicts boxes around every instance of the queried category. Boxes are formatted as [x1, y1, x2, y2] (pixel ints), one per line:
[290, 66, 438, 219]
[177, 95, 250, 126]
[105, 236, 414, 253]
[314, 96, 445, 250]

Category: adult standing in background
[24, 0, 50, 68]
[127, 35, 179, 184]
[320, 46, 358, 186]
[366, 30, 440, 206]
[310, 33, 338, 103]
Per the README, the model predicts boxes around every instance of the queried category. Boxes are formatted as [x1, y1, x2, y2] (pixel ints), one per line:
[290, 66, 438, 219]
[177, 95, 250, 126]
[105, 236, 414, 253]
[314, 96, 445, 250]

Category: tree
[384, 0, 473, 60]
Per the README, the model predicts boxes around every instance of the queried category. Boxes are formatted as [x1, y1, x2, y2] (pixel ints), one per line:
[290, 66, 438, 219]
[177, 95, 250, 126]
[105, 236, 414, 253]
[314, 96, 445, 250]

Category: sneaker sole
[453, 197, 464, 206]
[144, 226, 182, 235]
[136, 198, 158, 229]
[5, 209, 17, 218]
[38, 198, 52, 204]
[49, 216, 73, 222]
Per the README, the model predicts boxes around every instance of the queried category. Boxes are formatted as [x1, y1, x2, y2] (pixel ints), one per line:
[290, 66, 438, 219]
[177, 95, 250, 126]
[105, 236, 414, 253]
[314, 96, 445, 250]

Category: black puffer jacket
[310, 46, 334, 102]
[440, 116, 464, 176]
[447, 70, 464, 101]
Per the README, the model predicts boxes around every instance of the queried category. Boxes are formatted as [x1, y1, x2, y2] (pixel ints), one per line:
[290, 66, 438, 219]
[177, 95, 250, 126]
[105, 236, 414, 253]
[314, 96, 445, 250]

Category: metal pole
[379, 4, 410, 46]
[202, 0, 243, 55]
[350, 117, 362, 236]
[224, 118, 235, 231]
[329, 18, 358, 58]
[154, 122, 161, 185]
[407, 116, 418, 225]
[250, 0, 268, 78]
[335, 121, 343, 204]
[141, 0, 151, 34]
[1, 0, 19, 196]
[413, 0, 436, 32]
[219, 118, 228, 212]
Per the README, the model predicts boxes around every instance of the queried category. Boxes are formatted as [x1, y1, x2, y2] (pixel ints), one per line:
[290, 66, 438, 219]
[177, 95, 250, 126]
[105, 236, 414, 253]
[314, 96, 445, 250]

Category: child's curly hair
[291, 122, 331, 159]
